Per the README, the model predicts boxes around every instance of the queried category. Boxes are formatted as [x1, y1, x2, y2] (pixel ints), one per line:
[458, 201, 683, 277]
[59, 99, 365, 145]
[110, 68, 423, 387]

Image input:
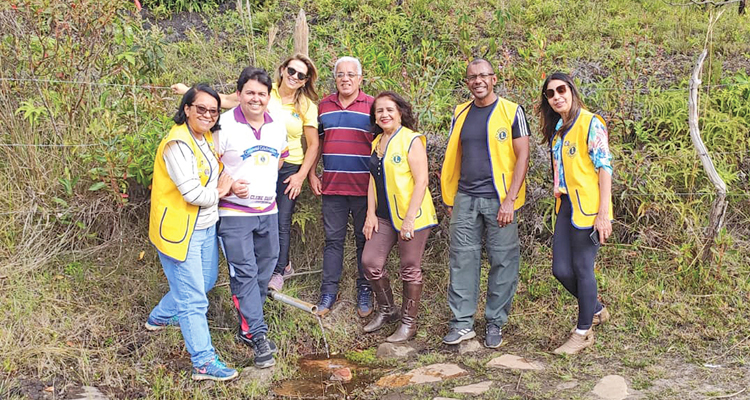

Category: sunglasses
[544, 84, 568, 99]
[287, 67, 308, 81]
[191, 104, 219, 117]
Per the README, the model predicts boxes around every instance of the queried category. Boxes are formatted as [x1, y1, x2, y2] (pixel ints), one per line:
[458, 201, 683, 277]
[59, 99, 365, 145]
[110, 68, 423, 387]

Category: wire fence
[1, 75, 748, 205]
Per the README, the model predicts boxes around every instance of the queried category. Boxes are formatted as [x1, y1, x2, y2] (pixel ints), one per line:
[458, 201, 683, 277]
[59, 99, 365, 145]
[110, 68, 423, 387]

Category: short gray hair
[333, 56, 362, 76]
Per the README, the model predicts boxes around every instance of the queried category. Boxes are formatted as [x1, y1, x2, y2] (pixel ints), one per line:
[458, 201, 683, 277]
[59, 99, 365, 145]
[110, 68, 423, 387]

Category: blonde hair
[276, 53, 319, 115]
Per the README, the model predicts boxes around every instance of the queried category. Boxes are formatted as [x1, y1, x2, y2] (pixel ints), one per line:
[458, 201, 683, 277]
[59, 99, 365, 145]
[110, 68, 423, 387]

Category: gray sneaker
[442, 327, 476, 345]
[484, 324, 503, 349]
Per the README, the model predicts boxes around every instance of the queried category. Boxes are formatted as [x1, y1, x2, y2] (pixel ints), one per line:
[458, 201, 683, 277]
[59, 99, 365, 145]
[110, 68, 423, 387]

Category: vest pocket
[159, 207, 190, 244]
[392, 195, 422, 221]
[574, 189, 598, 217]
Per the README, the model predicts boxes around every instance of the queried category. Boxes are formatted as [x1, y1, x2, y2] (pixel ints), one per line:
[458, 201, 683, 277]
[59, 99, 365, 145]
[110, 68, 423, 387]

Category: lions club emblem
[566, 145, 577, 157]
[495, 128, 508, 142]
[391, 153, 403, 164]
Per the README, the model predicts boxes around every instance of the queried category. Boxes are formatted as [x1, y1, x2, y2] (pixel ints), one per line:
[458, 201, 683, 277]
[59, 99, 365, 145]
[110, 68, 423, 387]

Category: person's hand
[593, 215, 612, 244]
[496, 197, 515, 227]
[283, 172, 306, 200]
[363, 213, 379, 241]
[308, 172, 322, 196]
[400, 217, 415, 241]
[231, 179, 250, 199]
[446, 206, 453, 218]
[217, 174, 234, 197]
[171, 83, 189, 96]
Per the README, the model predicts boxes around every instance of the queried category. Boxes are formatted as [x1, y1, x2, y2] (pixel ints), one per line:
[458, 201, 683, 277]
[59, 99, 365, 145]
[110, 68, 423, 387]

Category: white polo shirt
[216, 106, 289, 217]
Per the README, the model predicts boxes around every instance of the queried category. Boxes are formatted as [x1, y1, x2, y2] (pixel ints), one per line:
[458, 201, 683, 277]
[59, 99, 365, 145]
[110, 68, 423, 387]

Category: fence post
[294, 9, 309, 56]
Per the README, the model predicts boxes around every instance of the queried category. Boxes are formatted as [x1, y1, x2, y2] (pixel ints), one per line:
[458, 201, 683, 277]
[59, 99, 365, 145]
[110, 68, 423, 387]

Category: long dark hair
[277, 53, 319, 114]
[538, 72, 584, 146]
[370, 91, 418, 135]
[173, 83, 222, 133]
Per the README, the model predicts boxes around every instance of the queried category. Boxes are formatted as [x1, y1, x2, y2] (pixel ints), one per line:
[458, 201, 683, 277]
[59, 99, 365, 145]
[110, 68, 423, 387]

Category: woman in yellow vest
[171, 55, 320, 291]
[539, 72, 614, 355]
[146, 85, 238, 381]
[361, 91, 438, 343]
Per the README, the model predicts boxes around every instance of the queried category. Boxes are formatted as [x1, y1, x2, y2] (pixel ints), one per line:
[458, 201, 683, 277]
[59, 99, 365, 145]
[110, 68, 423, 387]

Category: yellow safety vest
[553, 109, 614, 228]
[372, 127, 438, 231]
[441, 98, 526, 209]
[149, 124, 216, 261]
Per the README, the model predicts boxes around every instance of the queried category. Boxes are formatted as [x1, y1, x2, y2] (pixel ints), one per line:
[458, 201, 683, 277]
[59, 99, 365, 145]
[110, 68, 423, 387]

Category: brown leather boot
[386, 282, 422, 343]
[364, 277, 400, 333]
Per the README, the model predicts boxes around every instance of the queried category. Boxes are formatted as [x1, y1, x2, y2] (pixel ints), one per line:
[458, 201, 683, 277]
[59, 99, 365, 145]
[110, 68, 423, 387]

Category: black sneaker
[250, 333, 276, 369]
[484, 323, 503, 349]
[442, 327, 476, 345]
[237, 329, 277, 354]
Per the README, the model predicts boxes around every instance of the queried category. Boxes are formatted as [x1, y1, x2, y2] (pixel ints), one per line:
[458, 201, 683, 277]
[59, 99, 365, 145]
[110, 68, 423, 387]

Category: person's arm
[171, 83, 239, 109]
[363, 177, 379, 240]
[589, 117, 613, 243]
[594, 169, 612, 243]
[401, 138, 429, 241]
[497, 106, 531, 227]
[284, 125, 319, 200]
[163, 141, 233, 206]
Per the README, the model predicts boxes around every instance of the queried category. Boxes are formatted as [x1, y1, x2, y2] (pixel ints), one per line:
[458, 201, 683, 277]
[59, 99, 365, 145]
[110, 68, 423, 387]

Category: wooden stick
[688, 49, 728, 263]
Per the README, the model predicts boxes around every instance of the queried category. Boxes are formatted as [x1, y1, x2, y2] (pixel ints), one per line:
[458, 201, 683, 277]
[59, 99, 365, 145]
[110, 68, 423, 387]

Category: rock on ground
[238, 366, 274, 384]
[453, 380, 493, 394]
[592, 375, 629, 400]
[69, 386, 109, 400]
[458, 339, 483, 355]
[376, 363, 469, 388]
[377, 342, 418, 359]
[486, 354, 544, 370]
[556, 380, 579, 390]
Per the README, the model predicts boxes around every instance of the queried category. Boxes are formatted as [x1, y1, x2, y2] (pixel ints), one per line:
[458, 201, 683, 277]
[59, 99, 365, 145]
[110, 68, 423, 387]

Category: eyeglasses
[191, 104, 219, 117]
[544, 84, 568, 99]
[466, 72, 495, 83]
[287, 67, 308, 81]
[335, 72, 360, 80]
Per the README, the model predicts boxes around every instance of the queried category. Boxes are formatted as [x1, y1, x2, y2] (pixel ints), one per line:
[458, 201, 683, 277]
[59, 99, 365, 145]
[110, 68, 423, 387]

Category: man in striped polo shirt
[308, 57, 374, 316]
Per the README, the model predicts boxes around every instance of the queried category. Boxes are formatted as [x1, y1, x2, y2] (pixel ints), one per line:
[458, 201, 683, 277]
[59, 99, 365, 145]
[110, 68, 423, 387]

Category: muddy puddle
[272, 354, 382, 399]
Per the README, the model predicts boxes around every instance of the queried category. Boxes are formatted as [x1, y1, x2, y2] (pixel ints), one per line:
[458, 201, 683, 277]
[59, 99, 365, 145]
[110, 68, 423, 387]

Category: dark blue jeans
[275, 162, 301, 275]
[320, 195, 370, 295]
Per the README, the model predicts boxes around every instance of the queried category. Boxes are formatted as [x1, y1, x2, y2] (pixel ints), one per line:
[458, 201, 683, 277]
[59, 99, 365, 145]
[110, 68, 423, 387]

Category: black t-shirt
[457, 100, 530, 198]
[369, 151, 390, 220]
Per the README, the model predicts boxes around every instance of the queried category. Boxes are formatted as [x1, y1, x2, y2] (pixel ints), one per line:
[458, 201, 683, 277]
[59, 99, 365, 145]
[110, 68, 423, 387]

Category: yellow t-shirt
[268, 83, 318, 165]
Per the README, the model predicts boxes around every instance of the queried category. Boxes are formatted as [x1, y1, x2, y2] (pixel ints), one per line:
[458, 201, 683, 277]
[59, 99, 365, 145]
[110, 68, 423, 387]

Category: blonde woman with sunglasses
[538, 72, 613, 355]
[172, 54, 320, 292]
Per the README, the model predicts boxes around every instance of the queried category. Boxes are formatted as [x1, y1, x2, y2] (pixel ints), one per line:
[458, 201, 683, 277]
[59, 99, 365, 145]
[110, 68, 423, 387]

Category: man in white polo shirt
[216, 67, 288, 369]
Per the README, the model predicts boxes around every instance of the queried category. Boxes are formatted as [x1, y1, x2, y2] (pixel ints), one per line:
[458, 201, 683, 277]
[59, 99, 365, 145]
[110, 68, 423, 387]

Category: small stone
[592, 375, 629, 400]
[238, 366, 274, 385]
[70, 386, 109, 400]
[458, 339, 483, 355]
[556, 380, 579, 390]
[376, 363, 468, 388]
[486, 354, 544, 370]
[453, 380, 493, 394]
[377, 342, 418, 359]
[330, 367, 352, 382]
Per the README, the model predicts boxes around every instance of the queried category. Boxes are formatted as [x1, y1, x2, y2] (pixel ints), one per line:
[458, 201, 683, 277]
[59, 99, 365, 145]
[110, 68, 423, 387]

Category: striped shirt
[317, 90, 374, 196]
[162, 138, 220, 229]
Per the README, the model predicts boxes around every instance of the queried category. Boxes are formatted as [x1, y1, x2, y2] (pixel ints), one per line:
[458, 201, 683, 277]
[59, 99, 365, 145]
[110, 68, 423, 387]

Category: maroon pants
[362, 218, 430, 284]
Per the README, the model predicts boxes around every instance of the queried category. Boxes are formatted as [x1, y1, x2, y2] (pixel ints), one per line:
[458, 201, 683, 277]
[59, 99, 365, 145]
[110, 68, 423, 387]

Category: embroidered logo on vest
[495, 128, 509, 142]
[391, 153, 403, 164]
[566, 145, 577, 158]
